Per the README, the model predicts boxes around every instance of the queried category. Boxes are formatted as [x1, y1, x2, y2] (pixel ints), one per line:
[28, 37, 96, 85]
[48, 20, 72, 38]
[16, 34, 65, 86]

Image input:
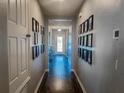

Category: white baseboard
[34, 69, 49, 93]
[71, 69, 87, 93]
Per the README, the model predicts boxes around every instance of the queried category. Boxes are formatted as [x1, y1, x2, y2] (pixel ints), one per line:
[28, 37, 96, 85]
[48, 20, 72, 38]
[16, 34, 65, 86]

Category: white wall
[76, 0, 122, 93]
[28, 0, 46, 93]
[0, 0, 9, 92]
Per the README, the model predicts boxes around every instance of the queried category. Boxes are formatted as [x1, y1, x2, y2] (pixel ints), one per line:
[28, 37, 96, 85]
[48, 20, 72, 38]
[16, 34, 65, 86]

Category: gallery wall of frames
[32, 17, 45, 60]
[78, 15, 94, 65]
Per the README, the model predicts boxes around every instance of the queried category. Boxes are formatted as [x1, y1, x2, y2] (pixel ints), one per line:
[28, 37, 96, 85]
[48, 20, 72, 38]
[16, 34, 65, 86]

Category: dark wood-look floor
[38, 55, 83, 93]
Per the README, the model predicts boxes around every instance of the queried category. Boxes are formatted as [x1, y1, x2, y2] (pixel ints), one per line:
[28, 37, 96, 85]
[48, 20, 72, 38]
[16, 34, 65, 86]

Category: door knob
[26, 34, 31, 38]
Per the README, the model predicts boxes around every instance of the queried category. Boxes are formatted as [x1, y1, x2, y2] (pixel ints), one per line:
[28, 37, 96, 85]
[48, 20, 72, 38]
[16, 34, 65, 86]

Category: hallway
[0, 0, 123, 93]
[37, 55, 83, 93]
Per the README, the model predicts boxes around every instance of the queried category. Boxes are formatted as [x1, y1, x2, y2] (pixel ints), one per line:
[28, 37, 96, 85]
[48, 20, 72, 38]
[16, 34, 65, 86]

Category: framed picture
[84, 36, 87, 46]
[80, 36, 83, 46]
[43, 45, 44, 53]
[84, 49, 87, 61]
[37, 32, 38, 44]
[82, 36, 85, 46]
[82, 23, 85, 33]
[81, 23, 83, 34]
[88, 15, 94, 31]
[35, 20, 37, 32]
[32, 46, 35, 60]
[42, 36, 44, 44]
[87, 50, 92, 65]
[35, 46, 37, 57]
[84, 20, 89, 32]
[81, 48, 84, 59]
[43, 27, 45, 35]
[88, 34, 93, 47]
[34, 32, 36, 45]
[81, 37, 82, 46]
[86, 35, 89, 47]
[79, 24, 82, 34]
[86, 50, 89, 62]
[32, 17, 36, 32]
[38, 46, 40, 56]
[35, 21, 39, 32]
[79, 48, 81, 57]
[41, 45, 43, 54]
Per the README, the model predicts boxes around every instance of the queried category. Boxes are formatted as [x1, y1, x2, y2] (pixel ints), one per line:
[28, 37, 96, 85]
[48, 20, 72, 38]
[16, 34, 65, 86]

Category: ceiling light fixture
[58, 29, 62, 32]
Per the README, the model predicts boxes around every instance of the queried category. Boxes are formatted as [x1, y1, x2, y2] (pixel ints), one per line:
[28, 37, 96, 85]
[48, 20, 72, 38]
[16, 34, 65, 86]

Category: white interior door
[8, 0, 30, 93]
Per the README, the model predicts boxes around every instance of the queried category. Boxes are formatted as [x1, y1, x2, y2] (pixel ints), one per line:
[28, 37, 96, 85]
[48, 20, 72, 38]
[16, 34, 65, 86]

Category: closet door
[8, 0, 30, 92]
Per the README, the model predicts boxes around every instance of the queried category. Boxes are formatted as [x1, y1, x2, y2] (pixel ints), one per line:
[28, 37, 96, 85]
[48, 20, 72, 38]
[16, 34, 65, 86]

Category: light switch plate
[113, 28, 119, 40]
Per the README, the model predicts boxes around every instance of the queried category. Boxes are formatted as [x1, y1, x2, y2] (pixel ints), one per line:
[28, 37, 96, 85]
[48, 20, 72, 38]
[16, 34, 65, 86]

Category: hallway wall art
[32, 17, 45, 60]
[78, 15, 94, 65]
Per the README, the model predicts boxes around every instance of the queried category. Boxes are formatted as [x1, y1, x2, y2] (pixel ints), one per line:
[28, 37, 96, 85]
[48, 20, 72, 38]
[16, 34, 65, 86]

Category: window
[57, 36, 63, 52]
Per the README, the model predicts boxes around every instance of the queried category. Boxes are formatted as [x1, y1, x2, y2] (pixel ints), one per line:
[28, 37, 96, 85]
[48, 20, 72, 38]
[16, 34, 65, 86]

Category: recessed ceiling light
[58, 29, 62, 32]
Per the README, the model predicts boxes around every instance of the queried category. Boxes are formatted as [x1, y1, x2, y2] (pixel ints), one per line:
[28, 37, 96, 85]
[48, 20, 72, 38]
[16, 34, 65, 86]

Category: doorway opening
[57, 36, 63, 53]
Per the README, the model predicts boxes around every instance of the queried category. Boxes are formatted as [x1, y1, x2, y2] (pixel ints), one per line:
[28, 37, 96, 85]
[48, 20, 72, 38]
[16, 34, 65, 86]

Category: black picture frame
[81, 48, 84, 59]
[32, 46, 35, 60]
[88, 15, 94, 31]
[43, 44, 45, 53]
[42, 45, 44, 53]
[86, 50, 89, 62]
[82, 23, 85, 33]
[86, 35, 89, 47]
[84, 49, 87, 61]
[40, 25, 43, 35]
[82, 36, 84, 46]
[35, 20, 37, 32]
[84, 36, 87, 46]
[35, 46, 37, 57]
[37, 32, 38, 44]
[39, 45, 40, 55]
[81, 23, 83, 34]
[88, 34, 93, 47]
[43, 27, 45, 35]
[34, 32, 36, 45]
[32, 17, 36, 32]
[84, 20, 89, 32]
[80, 37, 82, 46]
[35, 21, 38, 32]
[87, 50, 92, 65]
[79, 24, 82, 35]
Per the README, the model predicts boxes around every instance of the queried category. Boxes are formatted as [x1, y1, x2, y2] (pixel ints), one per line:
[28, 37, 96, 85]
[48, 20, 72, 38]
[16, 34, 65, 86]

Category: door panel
[8, 37, 18, 82]
[8, 0, 17, 23]
[20, 38, 27, 73]
[21, 0, 26, 26]
[8, 0, 29, 92]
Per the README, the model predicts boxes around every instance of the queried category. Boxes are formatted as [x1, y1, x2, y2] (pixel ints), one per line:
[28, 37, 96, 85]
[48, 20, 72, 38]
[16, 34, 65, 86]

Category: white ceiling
[39, 0, 84, 17]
